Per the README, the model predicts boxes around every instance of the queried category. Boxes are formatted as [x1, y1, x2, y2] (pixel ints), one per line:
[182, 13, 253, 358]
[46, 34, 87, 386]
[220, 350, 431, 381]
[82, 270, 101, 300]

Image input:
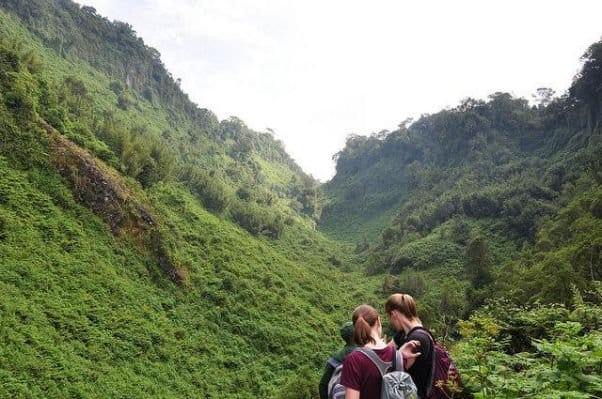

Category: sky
[79, 0, 602, 181]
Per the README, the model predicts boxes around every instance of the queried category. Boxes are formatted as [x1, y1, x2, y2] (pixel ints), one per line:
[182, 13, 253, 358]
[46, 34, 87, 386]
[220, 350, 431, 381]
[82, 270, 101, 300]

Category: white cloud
[80, 0, 602, 181]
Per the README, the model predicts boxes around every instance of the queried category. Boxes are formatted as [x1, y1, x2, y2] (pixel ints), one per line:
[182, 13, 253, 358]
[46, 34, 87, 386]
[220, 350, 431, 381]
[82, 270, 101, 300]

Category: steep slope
[0, 154, 379, 397]
[0, 0, 321, 238]
[2, 1, 601, 397]
[322, 93, 562, 243]
[0, 2, 374, 397]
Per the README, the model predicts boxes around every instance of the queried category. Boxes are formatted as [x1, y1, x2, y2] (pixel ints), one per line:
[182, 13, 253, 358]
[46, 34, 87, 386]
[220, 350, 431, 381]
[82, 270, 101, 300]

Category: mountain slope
[0, 2, 374, 397]
[0, 153, 378, 397]
[1, 1, 601, 397]
[0, 0, 321, 235]
[320, 41, 602, 313]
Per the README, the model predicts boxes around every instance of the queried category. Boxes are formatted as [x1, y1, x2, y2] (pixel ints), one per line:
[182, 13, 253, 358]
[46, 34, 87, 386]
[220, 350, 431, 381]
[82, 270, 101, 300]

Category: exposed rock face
[39, 118, 185, 284]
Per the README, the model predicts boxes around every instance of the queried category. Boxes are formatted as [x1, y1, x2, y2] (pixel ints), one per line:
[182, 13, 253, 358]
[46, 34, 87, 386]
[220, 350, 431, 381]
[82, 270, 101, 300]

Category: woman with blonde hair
[385, 293, 433, 399]
[339, 304, 420, 399]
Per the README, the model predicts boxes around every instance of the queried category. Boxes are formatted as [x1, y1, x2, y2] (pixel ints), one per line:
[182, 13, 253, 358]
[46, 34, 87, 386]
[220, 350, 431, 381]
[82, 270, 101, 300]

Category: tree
[569, 40, 602, 130]
[182, 166, 231, 213]
[464, 236, 493, 289]
[532, 87, 556, 108]
[230, 135, 253, 161]
[398, 117, 414, 129]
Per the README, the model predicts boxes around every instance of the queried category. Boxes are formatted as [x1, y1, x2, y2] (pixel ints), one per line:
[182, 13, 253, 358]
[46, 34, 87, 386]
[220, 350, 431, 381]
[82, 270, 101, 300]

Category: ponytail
[352, 304, 379, 346]
[354, 316, 375, 346]
[384, 293, 419, 321]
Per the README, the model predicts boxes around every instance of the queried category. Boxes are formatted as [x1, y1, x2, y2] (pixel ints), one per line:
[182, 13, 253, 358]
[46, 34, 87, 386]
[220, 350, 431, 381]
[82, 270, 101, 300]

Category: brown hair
[352, 304, 380, 346]
[384, 293, 418, 320]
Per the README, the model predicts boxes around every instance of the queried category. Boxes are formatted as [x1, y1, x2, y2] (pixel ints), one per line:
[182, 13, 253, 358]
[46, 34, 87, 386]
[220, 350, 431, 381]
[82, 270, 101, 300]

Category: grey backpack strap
[392, 349, 403, 372]
[355, 347, 393, 377]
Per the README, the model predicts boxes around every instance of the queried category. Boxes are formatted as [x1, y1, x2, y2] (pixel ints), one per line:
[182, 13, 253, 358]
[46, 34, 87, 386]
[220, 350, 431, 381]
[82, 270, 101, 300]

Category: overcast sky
[80, 0, 602, 181]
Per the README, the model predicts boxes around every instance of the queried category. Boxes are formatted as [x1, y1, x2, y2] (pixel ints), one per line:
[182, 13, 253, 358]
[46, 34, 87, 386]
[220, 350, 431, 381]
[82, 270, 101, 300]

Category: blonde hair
[384, 293, 418, 320]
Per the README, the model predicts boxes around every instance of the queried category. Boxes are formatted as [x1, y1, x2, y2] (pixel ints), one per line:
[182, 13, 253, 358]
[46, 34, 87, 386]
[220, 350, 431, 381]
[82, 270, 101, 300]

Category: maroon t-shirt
[340, 346, 396, 399]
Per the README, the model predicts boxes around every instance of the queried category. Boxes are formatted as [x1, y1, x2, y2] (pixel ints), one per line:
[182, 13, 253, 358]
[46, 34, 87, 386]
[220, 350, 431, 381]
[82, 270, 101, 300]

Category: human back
[340, 304, 395, 399]
[341, 345, 397, 399]
[396, 327, 433, 398]
[339, 304, 419, 399]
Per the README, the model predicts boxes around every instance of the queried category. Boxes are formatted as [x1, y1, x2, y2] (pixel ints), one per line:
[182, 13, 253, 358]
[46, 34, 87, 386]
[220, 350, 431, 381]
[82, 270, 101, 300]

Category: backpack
[412, 328, 463, 399]
[356, 347, 418, 399]
[326, 358, 346, 399]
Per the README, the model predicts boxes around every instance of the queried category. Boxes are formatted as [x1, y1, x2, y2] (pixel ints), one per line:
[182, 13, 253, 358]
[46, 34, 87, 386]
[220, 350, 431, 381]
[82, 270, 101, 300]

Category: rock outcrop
[39, 118, 186, 283]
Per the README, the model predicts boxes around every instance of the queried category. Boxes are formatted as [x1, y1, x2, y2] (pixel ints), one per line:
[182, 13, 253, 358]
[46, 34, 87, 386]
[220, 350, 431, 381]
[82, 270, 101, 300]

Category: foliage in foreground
[454, 297, 602, 398]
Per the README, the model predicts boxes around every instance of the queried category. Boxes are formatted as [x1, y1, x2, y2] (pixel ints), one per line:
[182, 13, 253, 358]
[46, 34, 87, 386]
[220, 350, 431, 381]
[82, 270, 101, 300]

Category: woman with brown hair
[339, 304, 420, 399]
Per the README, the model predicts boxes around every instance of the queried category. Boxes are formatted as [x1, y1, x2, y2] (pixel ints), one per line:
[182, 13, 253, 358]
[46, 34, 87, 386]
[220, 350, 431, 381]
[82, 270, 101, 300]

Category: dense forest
[320, 38, 602, 396]
[0, 0, 600, 398]
[321, 44, 602, 309]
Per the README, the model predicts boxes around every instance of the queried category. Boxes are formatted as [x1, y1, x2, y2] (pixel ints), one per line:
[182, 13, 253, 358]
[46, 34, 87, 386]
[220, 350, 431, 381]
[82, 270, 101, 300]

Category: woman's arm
[345, 387, 360, 399]
[399, 339, 421, 370]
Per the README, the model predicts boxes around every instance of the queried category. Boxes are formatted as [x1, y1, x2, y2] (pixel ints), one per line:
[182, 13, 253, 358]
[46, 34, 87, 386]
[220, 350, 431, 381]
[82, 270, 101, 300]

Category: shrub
[117, 91, 135, 110]
[182, 166, 231, 213]
[121, 133, 176, 188]
[396, 268, 426, 298]
[229, 200, 284, 238]
[454, 303, 602, 398]
[591, 195, 602, 218]
[273, 366, 319, 399]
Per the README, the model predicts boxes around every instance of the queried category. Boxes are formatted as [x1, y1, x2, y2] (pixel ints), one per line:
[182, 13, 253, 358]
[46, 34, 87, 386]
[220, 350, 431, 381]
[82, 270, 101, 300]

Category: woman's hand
[399, 339, 421, 370]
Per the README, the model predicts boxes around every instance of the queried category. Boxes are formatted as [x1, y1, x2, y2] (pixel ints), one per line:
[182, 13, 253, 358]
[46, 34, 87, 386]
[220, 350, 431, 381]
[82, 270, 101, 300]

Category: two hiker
[339, 304, 420, 399]
[323, 293, 461, 399]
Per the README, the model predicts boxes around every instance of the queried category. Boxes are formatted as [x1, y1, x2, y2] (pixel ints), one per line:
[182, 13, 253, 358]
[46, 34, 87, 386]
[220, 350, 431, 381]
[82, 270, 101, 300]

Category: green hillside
[0, 0, 321, 236]
[0, 2, 377, 397]
[0, 153, 380, 397]
[318, 39, 602, 396]
[1, 1, 601, 398]
[321, 48, 602, 308]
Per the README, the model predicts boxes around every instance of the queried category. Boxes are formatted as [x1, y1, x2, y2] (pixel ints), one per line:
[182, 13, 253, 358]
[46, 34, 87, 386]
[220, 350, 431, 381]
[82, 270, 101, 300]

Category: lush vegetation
[0, 2, 361, 397]
[320, 33, 602, 399]
[0, 154, 378, 397]
[1, 0, 601, 397]
[322, 40, 602, 314]
[0, 0, 322, 241]
[454, 292, 602, 398]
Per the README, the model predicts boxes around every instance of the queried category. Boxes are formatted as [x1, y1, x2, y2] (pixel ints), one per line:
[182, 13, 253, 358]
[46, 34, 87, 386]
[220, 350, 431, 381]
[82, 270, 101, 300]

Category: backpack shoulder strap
[392, 348, 403, 372]
[409, 326, 436, 354]
[327, 357, 341, 369]
[354, 347, 394, 377]
[408, 326, 433, 340]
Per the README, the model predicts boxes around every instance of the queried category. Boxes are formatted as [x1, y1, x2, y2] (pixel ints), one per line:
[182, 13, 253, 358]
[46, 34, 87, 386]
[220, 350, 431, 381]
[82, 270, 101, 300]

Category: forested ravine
[0, 1, 600, 398]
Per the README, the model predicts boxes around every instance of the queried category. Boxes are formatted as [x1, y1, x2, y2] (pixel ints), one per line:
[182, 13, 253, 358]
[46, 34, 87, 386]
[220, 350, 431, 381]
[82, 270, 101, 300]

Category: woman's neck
[364, 330, 387, 349]
[402, 318, 422, 335]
